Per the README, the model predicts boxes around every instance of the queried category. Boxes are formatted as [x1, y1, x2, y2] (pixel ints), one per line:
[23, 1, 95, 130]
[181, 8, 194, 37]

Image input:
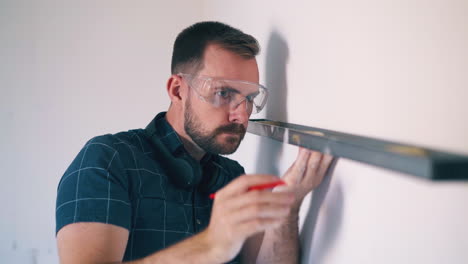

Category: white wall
[2, 0, 468, 263]
[203, 0, 468, 263]
[0, 1, 202, 263]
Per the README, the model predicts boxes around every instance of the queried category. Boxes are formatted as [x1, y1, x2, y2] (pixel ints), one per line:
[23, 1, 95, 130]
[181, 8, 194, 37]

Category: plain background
[1, 1, 467, 263]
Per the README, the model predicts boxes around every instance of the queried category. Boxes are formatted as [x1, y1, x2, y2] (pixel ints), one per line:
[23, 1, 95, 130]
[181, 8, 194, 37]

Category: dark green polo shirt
[56, 112, 245, 262]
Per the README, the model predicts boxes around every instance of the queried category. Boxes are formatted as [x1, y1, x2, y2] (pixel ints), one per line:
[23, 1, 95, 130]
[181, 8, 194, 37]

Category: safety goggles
[178, 73, 268, 114]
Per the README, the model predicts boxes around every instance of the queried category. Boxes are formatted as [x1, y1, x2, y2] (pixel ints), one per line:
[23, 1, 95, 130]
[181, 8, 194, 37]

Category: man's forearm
[124, 230, 221, 264]
[255, 210, 300, 264]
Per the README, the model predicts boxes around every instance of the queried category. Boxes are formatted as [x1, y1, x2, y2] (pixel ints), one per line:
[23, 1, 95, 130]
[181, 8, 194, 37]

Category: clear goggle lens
[179, 73, 268, 114]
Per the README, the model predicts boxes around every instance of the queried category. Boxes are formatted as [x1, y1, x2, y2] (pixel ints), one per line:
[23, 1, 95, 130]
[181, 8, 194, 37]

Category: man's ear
[166, 74, 185, 104]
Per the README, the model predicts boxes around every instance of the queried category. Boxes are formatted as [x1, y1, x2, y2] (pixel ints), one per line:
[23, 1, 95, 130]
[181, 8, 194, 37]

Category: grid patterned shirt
[56, 112, 245, 262]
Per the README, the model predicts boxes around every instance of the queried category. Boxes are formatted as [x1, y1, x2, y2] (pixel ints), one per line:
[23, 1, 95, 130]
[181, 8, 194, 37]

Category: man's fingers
[214, 174, 281, 200]
[283, 148, 311, 185]
[223, 190, 295, 212]
[317, 154, 334, 178]
[290, 150, 323, 187]
[294, 148, 311, 174]
[303, 153, 333, 189]
[305, 151, 323, 175]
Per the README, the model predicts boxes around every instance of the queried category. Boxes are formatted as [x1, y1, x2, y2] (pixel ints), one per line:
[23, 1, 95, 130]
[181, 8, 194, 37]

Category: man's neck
[165, 108, 206, 161]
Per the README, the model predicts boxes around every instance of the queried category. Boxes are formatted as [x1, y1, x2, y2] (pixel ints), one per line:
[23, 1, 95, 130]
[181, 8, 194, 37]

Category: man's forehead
[201, 44, 259, 83]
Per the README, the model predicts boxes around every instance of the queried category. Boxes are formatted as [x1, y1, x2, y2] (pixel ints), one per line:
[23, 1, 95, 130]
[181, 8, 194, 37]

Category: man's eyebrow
[217, 85, 260, 97]
[216, 86, 241, 94]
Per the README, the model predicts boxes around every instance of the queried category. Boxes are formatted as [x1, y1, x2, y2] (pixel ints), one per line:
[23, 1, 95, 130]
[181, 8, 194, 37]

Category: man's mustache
[215, 124, 246, 135]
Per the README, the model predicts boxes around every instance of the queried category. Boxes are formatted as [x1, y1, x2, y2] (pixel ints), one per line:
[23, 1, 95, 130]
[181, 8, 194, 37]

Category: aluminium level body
[247, 119, 468, 180]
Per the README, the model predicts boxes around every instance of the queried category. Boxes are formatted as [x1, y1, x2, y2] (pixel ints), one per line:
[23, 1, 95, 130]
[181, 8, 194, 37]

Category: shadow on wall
[301, 159, 344, 264]
[256, 29, 344, 264]
[255, 30, 289, 175]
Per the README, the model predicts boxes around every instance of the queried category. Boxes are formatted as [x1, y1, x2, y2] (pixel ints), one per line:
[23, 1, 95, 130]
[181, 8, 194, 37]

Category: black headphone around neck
[146, 130, 223, 193]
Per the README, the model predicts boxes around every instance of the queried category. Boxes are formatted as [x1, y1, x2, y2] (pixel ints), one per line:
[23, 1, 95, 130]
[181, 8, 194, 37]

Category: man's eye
[215, 90, 231, 98]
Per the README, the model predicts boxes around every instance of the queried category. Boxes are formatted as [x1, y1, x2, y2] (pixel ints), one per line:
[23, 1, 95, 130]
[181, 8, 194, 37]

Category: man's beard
[184, 97, 246, 155]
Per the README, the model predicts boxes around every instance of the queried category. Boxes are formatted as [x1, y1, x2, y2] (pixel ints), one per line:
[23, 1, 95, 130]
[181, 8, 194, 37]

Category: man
[56, 21, 333, 264]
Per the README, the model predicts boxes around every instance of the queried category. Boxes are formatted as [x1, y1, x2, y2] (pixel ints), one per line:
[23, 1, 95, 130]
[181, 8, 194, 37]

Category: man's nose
[228, 98, 250, 124]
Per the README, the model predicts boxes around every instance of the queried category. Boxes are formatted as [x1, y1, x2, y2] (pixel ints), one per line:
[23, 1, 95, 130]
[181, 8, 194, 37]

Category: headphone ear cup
[173, 155, 202, 189]
[198, 160, 226, 194]
[148, 135, 202, 190]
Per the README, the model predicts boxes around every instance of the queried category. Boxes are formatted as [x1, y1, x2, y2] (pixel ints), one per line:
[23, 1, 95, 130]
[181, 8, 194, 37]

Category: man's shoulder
[83, 129, 149, 155]
[63, 129, 149, 174]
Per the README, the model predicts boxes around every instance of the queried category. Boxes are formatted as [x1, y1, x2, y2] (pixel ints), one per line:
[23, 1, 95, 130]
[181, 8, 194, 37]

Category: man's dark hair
[171, 21, 260, 74]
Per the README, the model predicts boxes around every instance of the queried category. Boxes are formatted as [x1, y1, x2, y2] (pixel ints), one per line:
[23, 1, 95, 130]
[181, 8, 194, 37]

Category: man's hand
[281, 148, 335, 211]
[243, 149, 335, 264]
[204, 174, 296, 263]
